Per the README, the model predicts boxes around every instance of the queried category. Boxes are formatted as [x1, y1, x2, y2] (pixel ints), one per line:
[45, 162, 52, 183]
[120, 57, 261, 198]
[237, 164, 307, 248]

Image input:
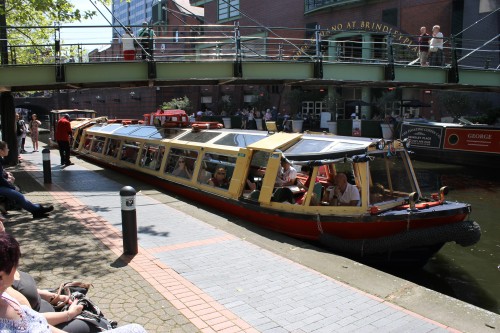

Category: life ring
[191, 122, 223, 130]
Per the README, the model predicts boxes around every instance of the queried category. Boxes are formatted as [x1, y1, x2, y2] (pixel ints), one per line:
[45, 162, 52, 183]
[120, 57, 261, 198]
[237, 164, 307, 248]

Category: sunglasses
[217, 172, 226, 175]
[178, 160, 185, 163]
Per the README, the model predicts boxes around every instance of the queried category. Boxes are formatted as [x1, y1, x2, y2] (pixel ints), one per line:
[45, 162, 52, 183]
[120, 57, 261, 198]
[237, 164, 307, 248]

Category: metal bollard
[42, 148, 52, 184]
[120, 186, 138, 255]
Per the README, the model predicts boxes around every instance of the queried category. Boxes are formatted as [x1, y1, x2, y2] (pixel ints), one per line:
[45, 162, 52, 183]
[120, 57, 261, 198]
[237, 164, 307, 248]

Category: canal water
[383, 161, 500, 315]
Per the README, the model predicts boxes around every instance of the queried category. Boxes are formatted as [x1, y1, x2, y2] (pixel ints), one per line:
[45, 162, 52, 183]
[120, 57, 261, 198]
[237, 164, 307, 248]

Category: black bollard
[42, 148, 52, 184]
[120, 186, 138, 255]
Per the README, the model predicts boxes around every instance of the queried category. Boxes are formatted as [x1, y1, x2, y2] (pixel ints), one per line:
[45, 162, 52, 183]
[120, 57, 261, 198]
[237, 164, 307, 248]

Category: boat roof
[283, 134, 376, 161]
[403, 119, 496, 129]
[50, 109, 96, 114]
[85, 123, 385, 161]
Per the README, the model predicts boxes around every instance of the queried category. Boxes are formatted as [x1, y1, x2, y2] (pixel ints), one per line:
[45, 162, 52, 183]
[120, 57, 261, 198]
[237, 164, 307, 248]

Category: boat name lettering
[467, 133, 492, 140]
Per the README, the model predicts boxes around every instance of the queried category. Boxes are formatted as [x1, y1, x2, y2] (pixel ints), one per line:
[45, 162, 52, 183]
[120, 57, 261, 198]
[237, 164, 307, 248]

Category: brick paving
[2, 143, 469, 333]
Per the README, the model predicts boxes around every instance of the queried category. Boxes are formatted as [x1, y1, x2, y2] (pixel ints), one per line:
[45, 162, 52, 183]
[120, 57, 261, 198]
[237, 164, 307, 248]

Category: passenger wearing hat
[55, 114, 73, 167]
[275, 157, 297, 186]
[137, 21, 155, 60]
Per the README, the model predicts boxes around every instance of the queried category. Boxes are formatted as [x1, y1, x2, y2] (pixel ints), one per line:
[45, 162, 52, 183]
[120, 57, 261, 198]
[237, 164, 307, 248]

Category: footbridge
[1, 24, 499, 92]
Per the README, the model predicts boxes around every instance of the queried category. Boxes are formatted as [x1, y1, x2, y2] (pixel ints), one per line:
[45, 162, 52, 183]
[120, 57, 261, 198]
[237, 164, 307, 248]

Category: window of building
[218, 0, 240, 21]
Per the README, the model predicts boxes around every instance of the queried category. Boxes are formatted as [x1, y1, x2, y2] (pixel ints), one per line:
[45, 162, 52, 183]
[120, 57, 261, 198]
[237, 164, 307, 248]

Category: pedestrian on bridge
[429, 25, 444, 66]
[137, 22, 155, 60]
[123, 26, 137, 61]
[418, 26, 430, 66]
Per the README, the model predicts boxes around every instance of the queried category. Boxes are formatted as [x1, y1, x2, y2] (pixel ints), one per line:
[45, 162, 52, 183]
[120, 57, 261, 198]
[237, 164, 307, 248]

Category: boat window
[165, 147, 198, 179]
[91, 136, 106, 154]
[81, 134, 94, 153]
[128, 126, 158, 138]
[104, 139, 121, 158]
[213, 133, 266, 147]
[150, 128, 186, 139]
[178, 131, 220, 143]
[113, 125, 143, 136]
[140, 143, 165, 171]
[197, 152, 237, 189]
[120, 140, 141, 165]
[369, 151, 414, 204]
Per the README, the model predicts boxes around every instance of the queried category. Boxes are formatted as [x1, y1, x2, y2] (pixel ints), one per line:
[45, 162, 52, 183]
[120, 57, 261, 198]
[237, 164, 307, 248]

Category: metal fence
[1, 24, 498, 70]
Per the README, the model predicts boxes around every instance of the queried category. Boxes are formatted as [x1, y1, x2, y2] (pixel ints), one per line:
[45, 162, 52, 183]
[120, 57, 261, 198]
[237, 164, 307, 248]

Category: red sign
[443, 128, 500, 154]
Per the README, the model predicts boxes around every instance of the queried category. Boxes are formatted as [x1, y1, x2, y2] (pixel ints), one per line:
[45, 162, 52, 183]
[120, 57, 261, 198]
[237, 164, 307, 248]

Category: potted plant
[323, 93, 341, 134]
[218, 95, 235, 128]
[284, 88, 305, 133]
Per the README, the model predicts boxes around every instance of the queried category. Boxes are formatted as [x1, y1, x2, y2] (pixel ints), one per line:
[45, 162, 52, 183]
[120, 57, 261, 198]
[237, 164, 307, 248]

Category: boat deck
[11, 144, 498, 333]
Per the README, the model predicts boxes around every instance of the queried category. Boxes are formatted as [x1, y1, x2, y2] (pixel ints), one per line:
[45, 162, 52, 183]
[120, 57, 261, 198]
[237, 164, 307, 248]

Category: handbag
[61, 292, 118, 331]
[50, 281, 92, 310]
[429, 46, 438, 52]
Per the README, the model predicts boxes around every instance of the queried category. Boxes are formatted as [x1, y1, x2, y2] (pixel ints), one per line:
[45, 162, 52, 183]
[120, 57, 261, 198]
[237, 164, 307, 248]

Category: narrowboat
[400, 119, 500, 169]
[73, 112, 481, 266]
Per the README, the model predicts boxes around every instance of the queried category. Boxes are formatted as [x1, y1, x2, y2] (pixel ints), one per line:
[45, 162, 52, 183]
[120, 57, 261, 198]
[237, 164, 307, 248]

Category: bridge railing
[1, 24, 498, 71]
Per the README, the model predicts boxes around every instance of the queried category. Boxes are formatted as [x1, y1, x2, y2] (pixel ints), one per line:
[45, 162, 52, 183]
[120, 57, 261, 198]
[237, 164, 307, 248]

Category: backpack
[17, 120, 25, 136]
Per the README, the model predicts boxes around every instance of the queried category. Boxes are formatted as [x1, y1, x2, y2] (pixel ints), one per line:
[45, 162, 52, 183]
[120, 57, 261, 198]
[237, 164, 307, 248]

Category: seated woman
[0, 232, 148, 333]
[0, 141, 53, 219]
[171, 158, 192, 179]
[207, 167, 229, 189]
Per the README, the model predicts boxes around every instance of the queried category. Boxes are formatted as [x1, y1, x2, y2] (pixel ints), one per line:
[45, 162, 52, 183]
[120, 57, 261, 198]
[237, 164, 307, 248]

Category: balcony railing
[1, 23, 498, 71]
[304, 0, 362, 13]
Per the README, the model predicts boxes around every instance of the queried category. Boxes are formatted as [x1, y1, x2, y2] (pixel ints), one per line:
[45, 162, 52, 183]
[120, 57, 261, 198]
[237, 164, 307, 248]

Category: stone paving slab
[2, 144, 480, 332]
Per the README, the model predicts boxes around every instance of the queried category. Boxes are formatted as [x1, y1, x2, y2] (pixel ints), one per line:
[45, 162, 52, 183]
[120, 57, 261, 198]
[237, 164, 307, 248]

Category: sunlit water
[384, 161, 500, 314]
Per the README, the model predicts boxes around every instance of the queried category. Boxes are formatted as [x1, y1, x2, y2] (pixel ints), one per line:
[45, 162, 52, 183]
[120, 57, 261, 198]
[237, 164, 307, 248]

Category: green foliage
[161, 96, 192, 112]
[322, 91, 342, 120]
[218, 95, 235, 114]
[466, 105, 500, 125]
[2, 0, 107, 64]
[284, 88, 304, 119]
[250, 91, 270, 111]
[434, 91, 470, 119]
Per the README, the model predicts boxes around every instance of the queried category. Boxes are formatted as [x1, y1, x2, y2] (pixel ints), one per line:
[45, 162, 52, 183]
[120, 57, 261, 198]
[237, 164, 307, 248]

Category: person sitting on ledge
[0, 141, 53, 219]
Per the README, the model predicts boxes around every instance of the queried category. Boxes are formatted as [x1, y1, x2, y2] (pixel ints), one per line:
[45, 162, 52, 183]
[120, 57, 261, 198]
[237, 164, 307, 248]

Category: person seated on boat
[244, 173, 257, 194]
[271, 187, 295, 204]
[275, 158, 297, 187]
[208, 167, 229, 189]
[328, 172, 360, 206]
[172, 157, 192, 179]
[370, 183, 386, 204]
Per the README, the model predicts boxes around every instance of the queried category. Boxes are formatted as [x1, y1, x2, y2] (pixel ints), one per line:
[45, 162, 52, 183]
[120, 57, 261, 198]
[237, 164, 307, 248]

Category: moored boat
[399, 119, 500, 169]
[73, 110, 481, 266]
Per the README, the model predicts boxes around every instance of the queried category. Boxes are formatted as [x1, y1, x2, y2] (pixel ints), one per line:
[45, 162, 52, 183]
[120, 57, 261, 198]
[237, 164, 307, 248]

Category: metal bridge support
[148, 61, 157, 79]
[233, 23, 243, 77]
[54, 26, 65, 82]
[447, 35, 459, 83]
[385, 34, 395, 81]
[0, 92, 18, 165]
[314, 25, 323, 79]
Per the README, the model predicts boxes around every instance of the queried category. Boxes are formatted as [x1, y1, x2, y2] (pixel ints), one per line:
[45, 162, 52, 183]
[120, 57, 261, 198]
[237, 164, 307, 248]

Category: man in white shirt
[429, 25, 444, 66]
[276, 158, 297, 186]
[330, 173, 360, 206]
